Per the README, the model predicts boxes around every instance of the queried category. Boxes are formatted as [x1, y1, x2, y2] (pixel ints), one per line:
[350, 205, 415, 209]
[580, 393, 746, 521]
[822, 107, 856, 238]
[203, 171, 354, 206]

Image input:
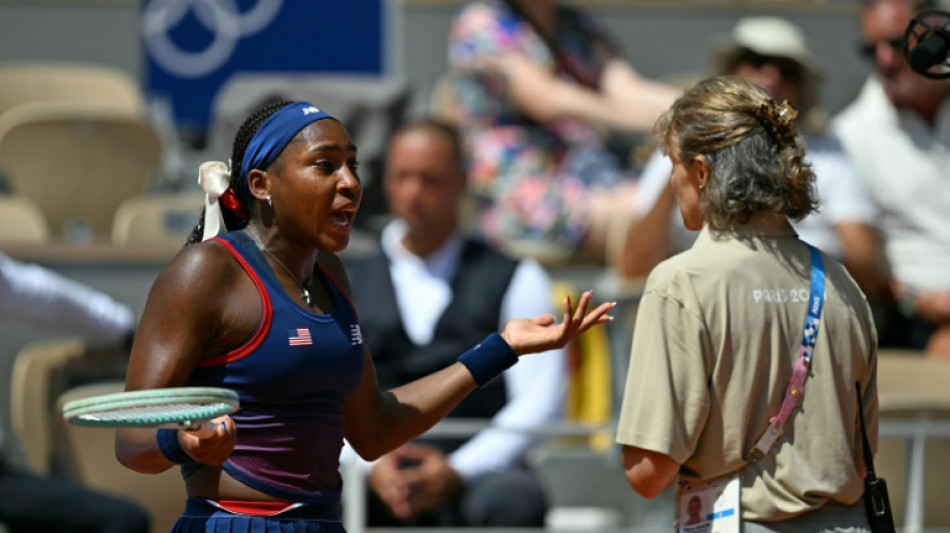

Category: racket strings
[62, 387, 239, 428]
[75, 402, 233, 425]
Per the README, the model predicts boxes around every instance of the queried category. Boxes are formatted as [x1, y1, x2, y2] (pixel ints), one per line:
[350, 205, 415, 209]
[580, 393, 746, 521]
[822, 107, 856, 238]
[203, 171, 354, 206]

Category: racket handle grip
[186, 419, 223, 439]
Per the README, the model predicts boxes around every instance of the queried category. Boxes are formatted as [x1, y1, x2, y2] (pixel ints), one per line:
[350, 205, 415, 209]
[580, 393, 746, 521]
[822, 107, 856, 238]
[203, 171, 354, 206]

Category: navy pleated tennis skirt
[170, 497, 346, 533]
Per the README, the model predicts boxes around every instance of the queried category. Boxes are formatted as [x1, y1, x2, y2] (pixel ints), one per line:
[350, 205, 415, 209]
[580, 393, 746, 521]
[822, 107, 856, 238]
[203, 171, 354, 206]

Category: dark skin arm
[317, 252, 615, 460]
[115, 243, 613, 492]
[115, 241, 245, 474]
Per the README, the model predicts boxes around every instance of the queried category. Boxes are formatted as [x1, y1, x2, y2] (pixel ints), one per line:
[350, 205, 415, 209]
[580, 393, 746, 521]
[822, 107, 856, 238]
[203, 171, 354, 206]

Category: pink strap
[751, 244, 824, 458]
[752, 348, 810, 456]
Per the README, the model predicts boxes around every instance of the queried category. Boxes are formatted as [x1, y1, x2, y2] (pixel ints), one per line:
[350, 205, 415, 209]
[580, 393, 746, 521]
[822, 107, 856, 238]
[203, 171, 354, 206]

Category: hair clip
[775, 100, 799, 125]
[754, 99, 799, 146]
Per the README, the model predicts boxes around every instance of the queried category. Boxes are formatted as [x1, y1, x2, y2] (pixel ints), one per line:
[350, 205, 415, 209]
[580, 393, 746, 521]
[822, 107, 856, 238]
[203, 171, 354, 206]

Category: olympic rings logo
[143, 0, 283, 78]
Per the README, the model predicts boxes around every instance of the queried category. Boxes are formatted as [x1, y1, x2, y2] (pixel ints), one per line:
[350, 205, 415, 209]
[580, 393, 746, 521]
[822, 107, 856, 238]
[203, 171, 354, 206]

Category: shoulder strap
[752, 244, 826, 456]
[856, 382, 878, 479]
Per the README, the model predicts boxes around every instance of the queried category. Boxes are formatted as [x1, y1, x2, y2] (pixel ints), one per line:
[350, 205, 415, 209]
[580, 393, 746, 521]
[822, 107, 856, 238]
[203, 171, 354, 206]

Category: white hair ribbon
[198, 161, 231, 241]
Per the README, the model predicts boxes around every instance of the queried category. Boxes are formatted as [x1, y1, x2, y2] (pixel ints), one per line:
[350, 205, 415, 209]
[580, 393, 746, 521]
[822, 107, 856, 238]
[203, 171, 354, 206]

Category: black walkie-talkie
[857, 382, 895, 533]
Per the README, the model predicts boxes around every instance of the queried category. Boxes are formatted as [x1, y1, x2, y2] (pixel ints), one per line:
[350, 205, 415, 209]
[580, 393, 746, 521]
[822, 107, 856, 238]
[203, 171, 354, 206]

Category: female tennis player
[115, 100, 615, 532]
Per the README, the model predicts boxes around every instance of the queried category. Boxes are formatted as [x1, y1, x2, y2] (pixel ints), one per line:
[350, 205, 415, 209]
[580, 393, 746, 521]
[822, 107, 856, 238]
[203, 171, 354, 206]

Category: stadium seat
[0, 101, 163, 241]
[111, 192, 202, 245]
[0, 60, 144, 117]
[55, 381, 188, 533]
[875, 349, 950, 531]
[428, 71, 461, 126]
[0, 195, 50, 243]
[9, 337, 88, 474]
[9, 337, 129, 474]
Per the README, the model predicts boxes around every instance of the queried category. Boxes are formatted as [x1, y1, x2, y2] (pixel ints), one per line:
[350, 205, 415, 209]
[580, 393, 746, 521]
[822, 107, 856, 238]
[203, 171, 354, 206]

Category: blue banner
[142, 0, 383, 138]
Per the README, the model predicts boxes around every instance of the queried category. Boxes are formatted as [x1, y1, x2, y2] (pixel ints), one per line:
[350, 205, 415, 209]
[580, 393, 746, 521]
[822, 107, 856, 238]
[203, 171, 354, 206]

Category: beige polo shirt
[616, 222, 878, 521]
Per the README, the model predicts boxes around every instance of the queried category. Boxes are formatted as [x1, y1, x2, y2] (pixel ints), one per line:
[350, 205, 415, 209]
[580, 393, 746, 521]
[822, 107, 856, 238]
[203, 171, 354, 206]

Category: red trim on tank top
[214, 499, 299, 516]
[316, 263, 359, 320]
[195, 237, 273, 367]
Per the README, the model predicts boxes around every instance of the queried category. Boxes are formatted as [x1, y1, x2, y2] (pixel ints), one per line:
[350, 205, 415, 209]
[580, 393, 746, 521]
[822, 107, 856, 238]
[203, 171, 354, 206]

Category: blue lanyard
[800, 244, 825, 366]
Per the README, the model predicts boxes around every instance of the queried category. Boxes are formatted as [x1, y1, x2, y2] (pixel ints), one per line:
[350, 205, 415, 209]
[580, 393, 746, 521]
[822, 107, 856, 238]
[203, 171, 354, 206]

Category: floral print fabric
[448, 0, 627, 251]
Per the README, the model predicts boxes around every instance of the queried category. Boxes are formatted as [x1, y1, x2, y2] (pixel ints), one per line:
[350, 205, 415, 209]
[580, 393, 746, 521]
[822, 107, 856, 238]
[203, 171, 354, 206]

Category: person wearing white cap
[619, 16, 889, 312]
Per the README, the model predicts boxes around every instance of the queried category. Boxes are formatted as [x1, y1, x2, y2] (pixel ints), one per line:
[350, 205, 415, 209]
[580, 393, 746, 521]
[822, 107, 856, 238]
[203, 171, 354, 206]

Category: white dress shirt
[0, 251, 134, 343]
[832, 76, 950, 291]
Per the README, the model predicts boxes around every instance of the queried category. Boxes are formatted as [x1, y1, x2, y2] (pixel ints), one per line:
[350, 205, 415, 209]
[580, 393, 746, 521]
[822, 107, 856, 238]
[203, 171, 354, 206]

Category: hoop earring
[265, 194, 273, 207]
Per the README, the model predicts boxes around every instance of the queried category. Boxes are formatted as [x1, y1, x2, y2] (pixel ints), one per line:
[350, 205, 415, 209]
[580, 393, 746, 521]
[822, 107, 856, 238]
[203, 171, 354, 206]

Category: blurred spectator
[345, 119, 565, 527]
[0, 250, 147, 533]
[832, 0, 950, 355]
[0, 251, 135, 343]
[447, 0, 680, 270]
[620, 17, 890, 308]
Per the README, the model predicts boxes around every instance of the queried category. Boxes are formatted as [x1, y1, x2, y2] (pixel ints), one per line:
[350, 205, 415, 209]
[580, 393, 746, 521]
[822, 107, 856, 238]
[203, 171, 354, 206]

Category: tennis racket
[62, 387, 239, 438]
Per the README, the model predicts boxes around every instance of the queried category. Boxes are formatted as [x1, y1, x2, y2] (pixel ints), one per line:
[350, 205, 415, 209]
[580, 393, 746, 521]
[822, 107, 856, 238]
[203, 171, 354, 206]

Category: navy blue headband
[239, 101, 336, 203]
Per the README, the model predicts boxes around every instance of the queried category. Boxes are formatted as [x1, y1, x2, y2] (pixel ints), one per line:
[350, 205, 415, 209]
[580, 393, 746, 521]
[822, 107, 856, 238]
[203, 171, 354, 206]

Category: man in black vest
[345, 119, 566, 527]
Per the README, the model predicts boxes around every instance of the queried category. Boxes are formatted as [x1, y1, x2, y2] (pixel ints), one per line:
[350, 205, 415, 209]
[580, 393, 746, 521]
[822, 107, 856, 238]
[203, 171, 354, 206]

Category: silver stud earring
[265, 194, 273, 207]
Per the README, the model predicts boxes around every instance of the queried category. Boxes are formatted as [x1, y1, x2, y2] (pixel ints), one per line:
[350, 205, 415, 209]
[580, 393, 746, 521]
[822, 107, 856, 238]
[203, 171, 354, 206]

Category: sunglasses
[732, 49, 805, 83]
[858, 38, 904, 60]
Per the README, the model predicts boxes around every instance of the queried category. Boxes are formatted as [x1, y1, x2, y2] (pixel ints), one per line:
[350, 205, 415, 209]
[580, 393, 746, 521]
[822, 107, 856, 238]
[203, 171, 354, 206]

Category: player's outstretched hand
[500, 290, 615, 356]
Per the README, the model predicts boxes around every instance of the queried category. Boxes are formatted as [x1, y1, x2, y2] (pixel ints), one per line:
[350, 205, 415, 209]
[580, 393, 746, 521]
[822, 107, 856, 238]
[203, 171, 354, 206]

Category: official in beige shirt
[616, 76, 878, 531]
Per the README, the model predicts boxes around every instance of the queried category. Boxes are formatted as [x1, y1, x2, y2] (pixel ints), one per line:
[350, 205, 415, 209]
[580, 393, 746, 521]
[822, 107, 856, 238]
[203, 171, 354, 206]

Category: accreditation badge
[676, 474, 740, 533]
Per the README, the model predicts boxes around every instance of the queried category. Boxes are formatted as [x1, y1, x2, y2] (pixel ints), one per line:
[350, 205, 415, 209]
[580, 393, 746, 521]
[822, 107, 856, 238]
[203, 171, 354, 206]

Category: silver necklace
[260, 247, 311, 306]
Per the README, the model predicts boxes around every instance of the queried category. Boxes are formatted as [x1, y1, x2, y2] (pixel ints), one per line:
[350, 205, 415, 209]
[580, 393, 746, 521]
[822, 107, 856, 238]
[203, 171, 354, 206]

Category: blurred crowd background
[2, 1, 950, 532]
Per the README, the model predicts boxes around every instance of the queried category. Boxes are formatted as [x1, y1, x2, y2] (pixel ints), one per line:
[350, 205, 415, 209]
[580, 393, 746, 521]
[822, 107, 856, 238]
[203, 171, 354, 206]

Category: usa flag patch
[288, 328, 313, 346]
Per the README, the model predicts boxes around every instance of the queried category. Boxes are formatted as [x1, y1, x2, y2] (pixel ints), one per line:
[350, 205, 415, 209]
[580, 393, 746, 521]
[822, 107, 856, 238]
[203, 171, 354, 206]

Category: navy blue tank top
[185, 231, 364, 503]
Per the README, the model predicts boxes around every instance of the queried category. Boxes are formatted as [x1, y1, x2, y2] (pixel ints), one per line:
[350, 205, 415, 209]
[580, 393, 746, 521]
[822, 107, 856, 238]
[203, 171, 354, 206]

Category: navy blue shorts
[170, 497, 345, 533]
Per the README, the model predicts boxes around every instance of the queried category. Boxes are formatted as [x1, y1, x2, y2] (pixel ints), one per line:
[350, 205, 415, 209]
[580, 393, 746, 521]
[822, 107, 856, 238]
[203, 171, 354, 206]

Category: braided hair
[186, 100, 293, 245]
